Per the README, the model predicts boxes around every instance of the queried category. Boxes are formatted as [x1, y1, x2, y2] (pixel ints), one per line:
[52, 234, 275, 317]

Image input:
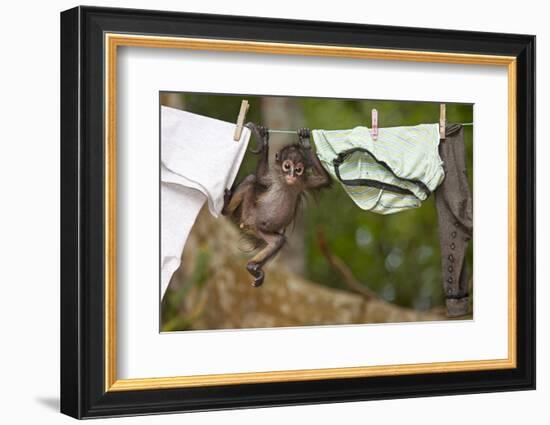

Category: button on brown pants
[435, 124, 473, 317]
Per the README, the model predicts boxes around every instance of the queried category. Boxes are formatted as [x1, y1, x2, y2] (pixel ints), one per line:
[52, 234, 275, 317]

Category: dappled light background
[161, 92, 473, 331]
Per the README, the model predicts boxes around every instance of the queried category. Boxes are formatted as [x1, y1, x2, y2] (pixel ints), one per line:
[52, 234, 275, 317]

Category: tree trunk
[160, 92, 185, 110]
[165, 208, 446, 331]
[261, 97, 306, 275]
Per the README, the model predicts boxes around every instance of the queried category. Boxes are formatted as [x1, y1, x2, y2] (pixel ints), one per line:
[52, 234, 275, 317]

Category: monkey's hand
[246, 122, 270, 154]
[257, 125, 269, 139]
[221, 188, 232, 216]
[298, 127, 312, 149]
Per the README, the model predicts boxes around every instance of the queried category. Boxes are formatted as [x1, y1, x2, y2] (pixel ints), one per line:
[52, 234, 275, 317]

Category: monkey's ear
[275, 152, 280, 162]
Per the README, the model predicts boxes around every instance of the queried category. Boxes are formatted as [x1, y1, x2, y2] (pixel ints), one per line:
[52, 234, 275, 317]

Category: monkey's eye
[295, 165, 304, 175]
[282, 160, 292, 172]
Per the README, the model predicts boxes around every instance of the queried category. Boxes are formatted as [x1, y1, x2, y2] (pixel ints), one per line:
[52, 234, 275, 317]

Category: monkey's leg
[246, 231, 286, 287]
[222, 175, 256, 216]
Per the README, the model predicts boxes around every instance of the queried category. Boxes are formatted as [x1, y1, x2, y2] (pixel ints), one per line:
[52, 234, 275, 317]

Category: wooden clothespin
[439, 103, 446, 140]
[371, 108, 378, 141]
[233, 100, 250, 141]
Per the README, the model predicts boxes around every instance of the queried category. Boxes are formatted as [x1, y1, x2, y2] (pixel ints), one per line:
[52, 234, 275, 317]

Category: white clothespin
[233, 100, 250, 141]
[439, 103, 446, 140]
[371, 108, 378, 141]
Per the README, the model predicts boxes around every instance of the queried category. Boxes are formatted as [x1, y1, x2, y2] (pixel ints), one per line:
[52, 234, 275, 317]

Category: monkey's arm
[298, 128, 332, 189]
[247, 122, 271, 187]
[255, 143, 271, 187]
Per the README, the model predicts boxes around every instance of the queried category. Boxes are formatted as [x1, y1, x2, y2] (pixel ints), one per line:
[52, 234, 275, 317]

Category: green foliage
[169, 92, 473, 310]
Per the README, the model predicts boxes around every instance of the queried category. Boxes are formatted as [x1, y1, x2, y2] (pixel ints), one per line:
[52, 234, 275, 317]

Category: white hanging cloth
[160, 106, 251, 298]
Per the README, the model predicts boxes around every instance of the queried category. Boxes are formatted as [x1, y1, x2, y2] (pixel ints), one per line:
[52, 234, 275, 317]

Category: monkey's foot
[246, 262, 265, 287]
[251, 272, 264, 287]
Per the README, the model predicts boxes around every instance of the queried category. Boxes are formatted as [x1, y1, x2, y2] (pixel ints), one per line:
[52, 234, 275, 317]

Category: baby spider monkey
[222, 123, 331, 287]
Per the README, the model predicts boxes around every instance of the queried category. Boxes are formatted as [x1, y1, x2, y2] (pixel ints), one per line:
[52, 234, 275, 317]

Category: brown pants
[435, 124, 473, 317]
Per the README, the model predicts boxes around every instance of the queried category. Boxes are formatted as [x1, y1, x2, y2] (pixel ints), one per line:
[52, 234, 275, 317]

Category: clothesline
[267, 122, 474, 134]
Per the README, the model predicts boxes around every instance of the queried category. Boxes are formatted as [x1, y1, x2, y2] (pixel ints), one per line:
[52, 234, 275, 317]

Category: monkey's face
[275, 145, 305, 186]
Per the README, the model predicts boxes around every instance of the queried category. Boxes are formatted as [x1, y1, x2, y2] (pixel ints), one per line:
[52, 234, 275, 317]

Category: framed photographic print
[60, 6, 536, 419]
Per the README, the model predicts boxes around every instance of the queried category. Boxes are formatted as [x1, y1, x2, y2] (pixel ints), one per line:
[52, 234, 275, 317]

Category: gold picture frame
[104, 34, 517, 392]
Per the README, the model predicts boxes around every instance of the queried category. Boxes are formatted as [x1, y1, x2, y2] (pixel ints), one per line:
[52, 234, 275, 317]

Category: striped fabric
[312, 124, 444, 215]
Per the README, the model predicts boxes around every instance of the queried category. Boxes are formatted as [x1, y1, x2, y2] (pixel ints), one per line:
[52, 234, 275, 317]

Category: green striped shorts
[312, 124, 445, 215]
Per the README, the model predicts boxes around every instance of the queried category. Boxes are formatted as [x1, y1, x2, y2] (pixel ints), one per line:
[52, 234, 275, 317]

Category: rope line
[268, 123, 474, 134]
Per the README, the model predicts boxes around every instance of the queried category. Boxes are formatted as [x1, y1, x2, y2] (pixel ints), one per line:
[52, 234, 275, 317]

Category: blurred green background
[161, 92, 473, 322]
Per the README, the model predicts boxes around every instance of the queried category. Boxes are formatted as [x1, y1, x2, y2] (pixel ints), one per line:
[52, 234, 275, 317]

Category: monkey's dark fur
[222, 124, 331, 287]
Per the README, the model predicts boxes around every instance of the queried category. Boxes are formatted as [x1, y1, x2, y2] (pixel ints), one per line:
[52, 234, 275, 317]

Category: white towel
[160, 106, 251, 298]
